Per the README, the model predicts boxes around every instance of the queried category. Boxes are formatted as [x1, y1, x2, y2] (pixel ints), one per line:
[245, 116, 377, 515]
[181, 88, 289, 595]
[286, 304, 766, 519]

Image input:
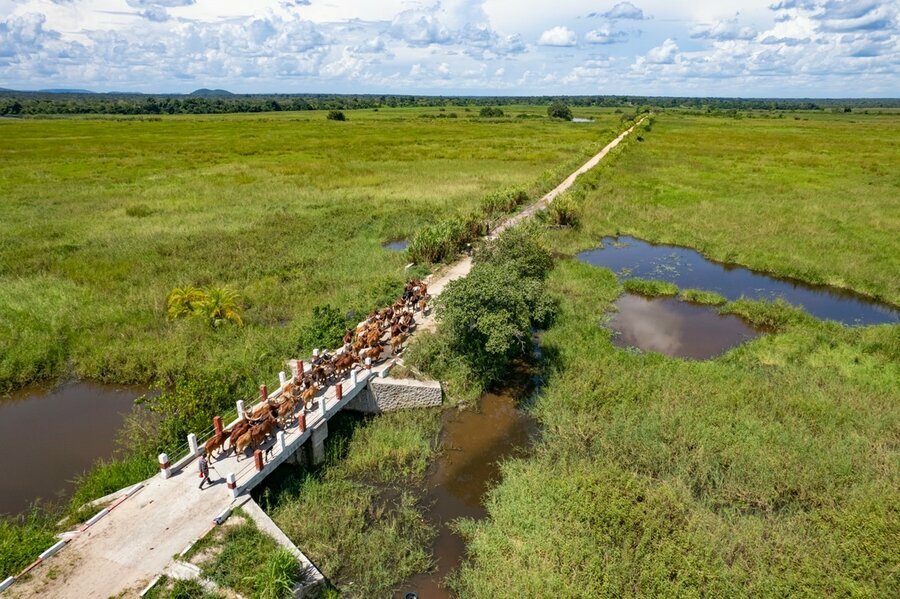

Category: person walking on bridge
[198, 454, 212, 490]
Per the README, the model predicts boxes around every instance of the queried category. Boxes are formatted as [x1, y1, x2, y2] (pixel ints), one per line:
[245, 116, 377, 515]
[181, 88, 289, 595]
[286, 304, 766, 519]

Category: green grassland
[454, 259, 900, 598]
[547, 112, 900, 305]
[451, 111, 900, 596]
[0, 107, 621, 392]
[256, 409, 442, 598]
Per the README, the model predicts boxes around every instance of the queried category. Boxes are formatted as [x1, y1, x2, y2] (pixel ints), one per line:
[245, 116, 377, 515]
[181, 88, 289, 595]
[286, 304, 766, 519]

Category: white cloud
[644, 37, 678, 63]
[0, 0, 897, 96]
[537, 25, 577, 46]
[592, 2, 646, 20]
[585, 26, 629, 44]
[389, 8, 452, 46]
[691, 16, 757, 41]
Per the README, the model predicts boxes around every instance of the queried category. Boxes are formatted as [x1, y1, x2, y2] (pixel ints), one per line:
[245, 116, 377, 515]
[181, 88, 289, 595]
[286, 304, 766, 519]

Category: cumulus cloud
[389, 8, 452, 46]
[585, 26, 629, 44]
[126, 0, 196, 22]
[0, 13, 58, 60]
[537, 25, 577, 46]
[644, 38, 678, 63]
[1, 0, 897, 96]
[691, 17, 756, 41]
[590, 2, 646, 20]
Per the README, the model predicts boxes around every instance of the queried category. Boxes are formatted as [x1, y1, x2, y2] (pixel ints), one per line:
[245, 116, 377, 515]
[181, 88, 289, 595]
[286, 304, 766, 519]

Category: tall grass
[255, 409, 442, 598]
[453, 259, 900, 597]
[190, 513, 300, 599]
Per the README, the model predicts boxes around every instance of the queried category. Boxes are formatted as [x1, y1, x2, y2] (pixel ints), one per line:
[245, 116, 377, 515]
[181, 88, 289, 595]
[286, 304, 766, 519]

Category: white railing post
[226, 472, 237, 499]
[279, 371, 287, 386]
[320, 394, 327, 419]
[237, 400, 245, 420]
[188, 433, 199, 457]
[158, 453, 171, 479]
[351, 369, 358, 386]
[277, 431, 286, 452]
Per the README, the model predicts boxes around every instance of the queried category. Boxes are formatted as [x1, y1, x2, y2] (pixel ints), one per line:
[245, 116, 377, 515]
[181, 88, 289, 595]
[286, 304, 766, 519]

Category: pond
[608, 294, 761, 359]
[0, 381, 145, 515]
[383, 240, 409, 252]
[578, 236, 899, 326]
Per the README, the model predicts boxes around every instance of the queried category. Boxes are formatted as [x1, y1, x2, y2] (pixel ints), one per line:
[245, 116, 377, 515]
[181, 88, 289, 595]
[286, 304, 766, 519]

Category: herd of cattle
[202, 279, 430, 462]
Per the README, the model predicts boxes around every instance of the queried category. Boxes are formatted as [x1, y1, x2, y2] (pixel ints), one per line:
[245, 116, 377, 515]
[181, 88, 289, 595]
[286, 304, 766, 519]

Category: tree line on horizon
[0, 91, 896, 116]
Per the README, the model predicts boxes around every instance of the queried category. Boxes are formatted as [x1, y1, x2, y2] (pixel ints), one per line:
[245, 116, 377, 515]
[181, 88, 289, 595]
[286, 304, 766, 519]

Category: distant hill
[190, 88, 234, 97]
[38, 88, 96, 94]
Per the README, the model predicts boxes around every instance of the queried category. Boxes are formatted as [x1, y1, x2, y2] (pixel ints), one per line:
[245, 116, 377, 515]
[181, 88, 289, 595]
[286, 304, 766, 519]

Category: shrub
[547, 101, 573, 121]
[166, 285, 243, 327]
[436, 227, 555, 385]
[547, 193, 580, 227]
[479, 106, 504, 118]
[480, 187, 529, 218]
[326, 110, 346, 121]
[297, 304, 350, 352]
[623, 278, 679, 297]
[408, 214, 482, 264]
[474, 224, 553, 281]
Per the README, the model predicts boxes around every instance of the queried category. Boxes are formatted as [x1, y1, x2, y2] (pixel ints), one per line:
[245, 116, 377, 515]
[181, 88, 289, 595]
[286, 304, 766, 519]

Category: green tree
[547, 101, 573, 120]
[327, 110, 347, 121]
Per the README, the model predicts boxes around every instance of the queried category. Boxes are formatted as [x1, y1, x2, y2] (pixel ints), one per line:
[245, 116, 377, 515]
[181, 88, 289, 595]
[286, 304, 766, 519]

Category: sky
[0, 0, 897, 96]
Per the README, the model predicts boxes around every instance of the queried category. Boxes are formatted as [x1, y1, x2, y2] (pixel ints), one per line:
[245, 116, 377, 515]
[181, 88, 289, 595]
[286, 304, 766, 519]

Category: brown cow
[300, 385, 317, 410]
[235, 415, 278, 460]
[204, 431, 227, 460]
[390, 333, 408, 355]
[226, 420, 250, 450]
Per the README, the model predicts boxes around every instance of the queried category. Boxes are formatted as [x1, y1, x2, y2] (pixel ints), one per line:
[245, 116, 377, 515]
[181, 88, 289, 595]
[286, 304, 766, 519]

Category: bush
[297, 304, 349, 352]
[546, 193, 580, 227]
[436, 227, 555, 385]
[166, 285, 243, 327]
[407, 214, 481, 264]
[479, 106, 504, 118]
[474, 224, 553, 281]
[326, 110, 346, 121]
[547, 101, 573, 121]
[480, 187, 529, 218]
[243, 549, 299, 599]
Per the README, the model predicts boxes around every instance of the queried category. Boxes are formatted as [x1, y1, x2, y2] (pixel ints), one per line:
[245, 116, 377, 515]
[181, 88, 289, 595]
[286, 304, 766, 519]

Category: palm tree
[198, 286, 244, 328]
[166, 286, 207, 320]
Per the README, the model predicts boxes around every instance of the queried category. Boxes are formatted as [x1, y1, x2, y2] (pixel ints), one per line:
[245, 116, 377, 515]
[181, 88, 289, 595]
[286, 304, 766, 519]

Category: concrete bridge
[1, 118, 646, 599]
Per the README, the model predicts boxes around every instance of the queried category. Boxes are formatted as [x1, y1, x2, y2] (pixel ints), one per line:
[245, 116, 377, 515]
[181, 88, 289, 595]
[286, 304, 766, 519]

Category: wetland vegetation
[451, 112, 900, 597]
[1, 105, 897, 598]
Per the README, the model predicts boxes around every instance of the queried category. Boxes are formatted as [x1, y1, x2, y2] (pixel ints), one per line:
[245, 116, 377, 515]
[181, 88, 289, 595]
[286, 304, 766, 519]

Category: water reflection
[383, 240, 410, 251]
[0, 382, 144, 515]
[578, 236, 898, 326]
[609, 294, 760, 359]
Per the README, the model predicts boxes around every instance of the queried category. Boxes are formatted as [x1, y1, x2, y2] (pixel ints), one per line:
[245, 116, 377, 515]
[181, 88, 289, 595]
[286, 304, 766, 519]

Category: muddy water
[397, 387, 538, 599]
[384, 240, 410, 251]
[578, 236, 899, 326]
[0, 382, 144, 515]
[609, 294, 761, 359]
